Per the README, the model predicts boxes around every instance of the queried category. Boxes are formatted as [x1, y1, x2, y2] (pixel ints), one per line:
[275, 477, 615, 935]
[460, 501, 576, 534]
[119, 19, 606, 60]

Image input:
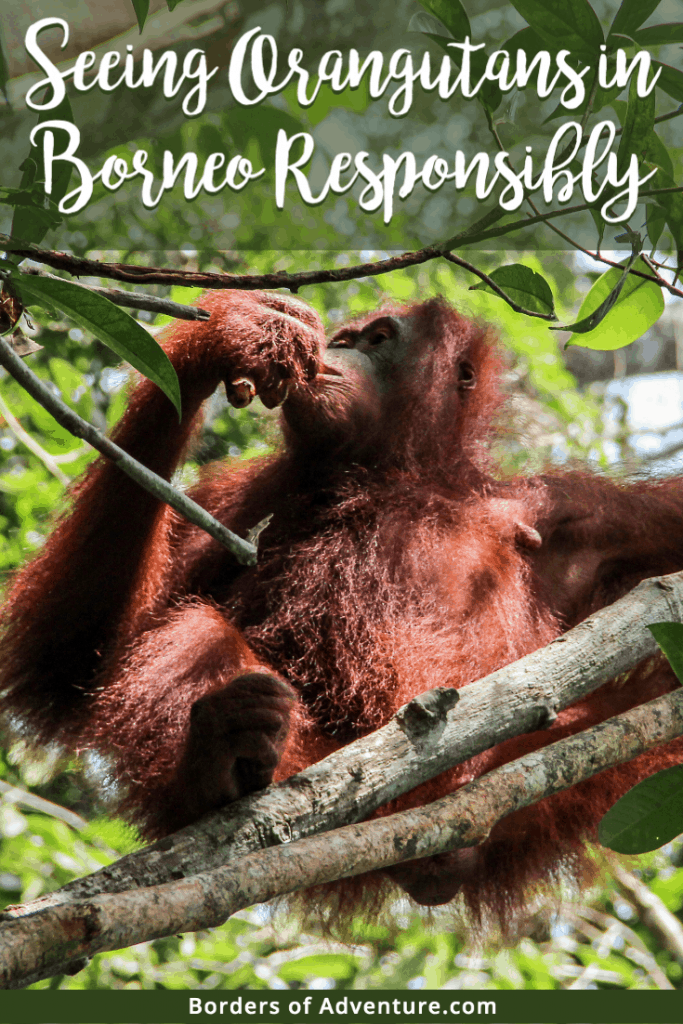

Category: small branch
[3, 194, 682, 307]
[611, 859, 683, 964]
[639, 252, 683, 298]
[5, 240, 558, 328]
[441, 187, 683, 248]
[483, 106, 505, 152]
[22, 269, 211, 321]
[0, 335, 258, 566]
[0, 781, 87, 832]
[654, 104, 683, 127]
[0, 238, 442, 291]
[561, 904, 673, 989]
[4, 687, 683, 987]
[643, 439, 683, 465]
[538, 229, 683, 300]
[0, 390, 70, 484]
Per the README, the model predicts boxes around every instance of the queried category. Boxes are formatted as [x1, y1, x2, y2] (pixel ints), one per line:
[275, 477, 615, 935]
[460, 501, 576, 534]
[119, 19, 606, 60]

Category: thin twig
[2, 187, 682, 298]
[0, 781, 87, 832]
[0, 389, 70, 484]
[643, 439, 683, 465]
[528, 223, 683, 299]
[611, 859, 683, 964]
[614, 104, 683, 135]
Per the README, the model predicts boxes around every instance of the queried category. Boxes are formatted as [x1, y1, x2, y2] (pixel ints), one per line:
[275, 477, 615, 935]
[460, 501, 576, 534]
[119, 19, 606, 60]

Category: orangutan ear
[458, 359, 476, 390]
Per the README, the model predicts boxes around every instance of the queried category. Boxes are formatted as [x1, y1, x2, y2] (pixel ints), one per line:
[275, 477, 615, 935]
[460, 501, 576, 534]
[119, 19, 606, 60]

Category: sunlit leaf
[561, 256, 664, 348]
[10, 273, 181, 416]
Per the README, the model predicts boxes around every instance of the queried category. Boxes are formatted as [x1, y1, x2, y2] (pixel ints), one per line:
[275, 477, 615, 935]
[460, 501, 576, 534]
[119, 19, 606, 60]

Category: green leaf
[278, 953, 357, 983]
[608, 0, 663, 41]
[420, 32, 502, 110]
[501, 26, 554, 58]
[130, 0, 150, 32]
[561, 255, 664, 347]
[415, 2, 501, 112]
[470, 264, 556, 317]
[634, 22, 683, 45]
[415, 0, 471, 41]
[543, 76, 621, 122]
[9, 273, 181, 416]
[616, 72, 655, 176]
[647, 203, 666, 248]
[598, 764, 683, 854]
[654, 62, 683, 104]
[226, 107, 309, 166]
[641, 126, 674, 178]
[508, 0, 604, 58]
[11, 93, 75, 247]
[649, 622, 683, 685]
[639, 136, 683, 251]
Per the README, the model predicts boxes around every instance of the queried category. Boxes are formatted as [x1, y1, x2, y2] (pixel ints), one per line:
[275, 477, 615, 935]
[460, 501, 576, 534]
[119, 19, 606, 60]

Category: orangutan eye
[365, 319, 394, 346]
[328, 333, 356, 350]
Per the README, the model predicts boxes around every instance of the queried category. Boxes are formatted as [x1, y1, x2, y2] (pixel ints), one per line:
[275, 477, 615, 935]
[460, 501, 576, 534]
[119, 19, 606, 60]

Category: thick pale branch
[3, 686, 683, 988]
[1, 571, 682, 979]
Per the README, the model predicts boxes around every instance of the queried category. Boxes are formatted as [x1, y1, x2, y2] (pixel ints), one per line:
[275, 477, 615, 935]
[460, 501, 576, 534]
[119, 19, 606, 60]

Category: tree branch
[2, 571, 682, 985]
[0, 238, 442, 290]
[0, 333, 259, 566]
[22, 269, 212, 321]
[3, 685, 683, 988]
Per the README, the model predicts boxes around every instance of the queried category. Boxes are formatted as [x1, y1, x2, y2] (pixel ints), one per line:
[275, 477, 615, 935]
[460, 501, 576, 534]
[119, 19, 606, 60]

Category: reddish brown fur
[1, 290, 683, 929]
